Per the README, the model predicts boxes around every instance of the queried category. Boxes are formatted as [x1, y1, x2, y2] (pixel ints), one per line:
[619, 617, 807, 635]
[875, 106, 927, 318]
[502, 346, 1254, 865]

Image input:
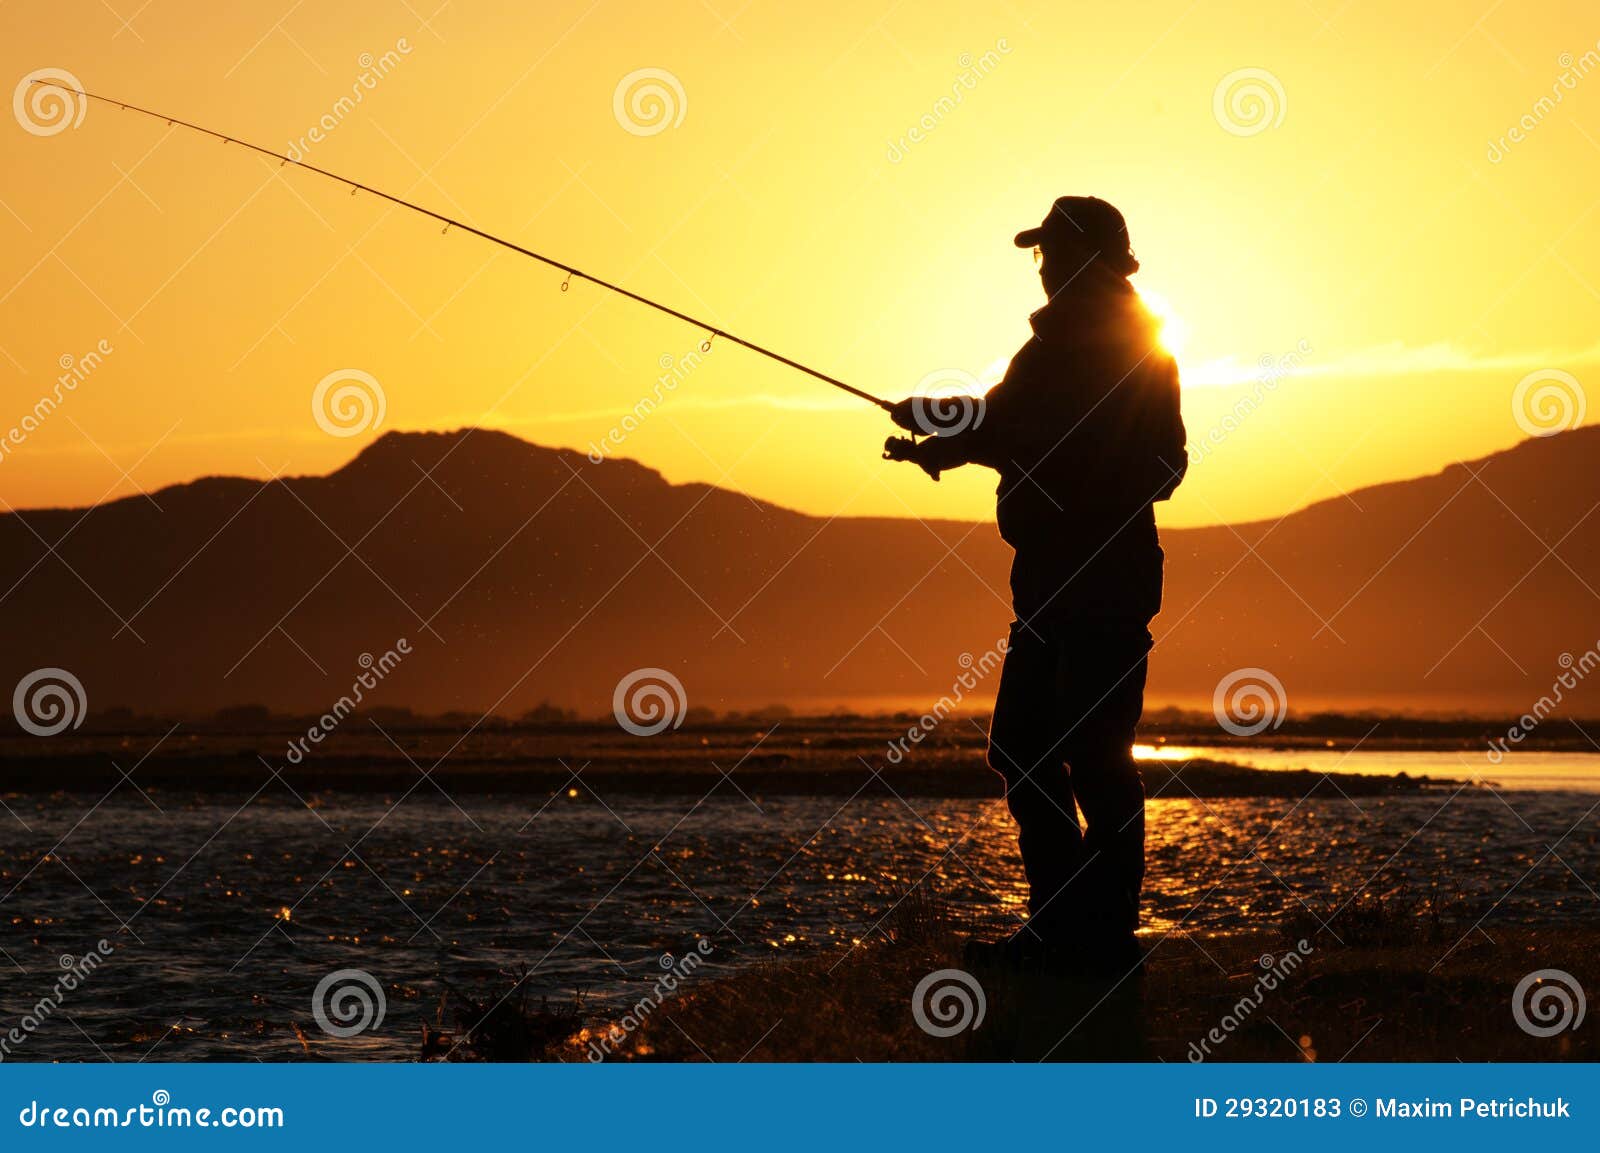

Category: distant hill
[3, 425, 1598, 720]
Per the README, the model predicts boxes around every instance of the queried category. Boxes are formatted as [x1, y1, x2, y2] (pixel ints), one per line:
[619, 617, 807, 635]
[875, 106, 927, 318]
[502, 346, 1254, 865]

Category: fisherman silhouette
[885, 196, 1187, 975]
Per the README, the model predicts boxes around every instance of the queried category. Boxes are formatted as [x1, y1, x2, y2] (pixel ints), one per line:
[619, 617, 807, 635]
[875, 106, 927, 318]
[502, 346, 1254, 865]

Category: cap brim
[1013, 227, 1044, 248]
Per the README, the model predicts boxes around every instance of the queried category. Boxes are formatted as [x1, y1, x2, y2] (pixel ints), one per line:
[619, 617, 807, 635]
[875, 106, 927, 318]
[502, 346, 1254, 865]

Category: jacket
[920, 281, 1187, 623]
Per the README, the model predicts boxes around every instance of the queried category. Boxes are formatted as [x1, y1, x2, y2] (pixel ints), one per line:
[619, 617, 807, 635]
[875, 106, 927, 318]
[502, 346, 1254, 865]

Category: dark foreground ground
[404, 886, 1599, 1063]
[601, 914, 1599, 1063]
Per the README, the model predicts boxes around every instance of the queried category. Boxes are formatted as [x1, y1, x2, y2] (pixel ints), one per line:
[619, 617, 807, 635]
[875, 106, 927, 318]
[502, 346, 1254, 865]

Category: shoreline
[0, 750, 1470, 799]
[0, 717, 1546, 798]
[11, 714, 1600, 752]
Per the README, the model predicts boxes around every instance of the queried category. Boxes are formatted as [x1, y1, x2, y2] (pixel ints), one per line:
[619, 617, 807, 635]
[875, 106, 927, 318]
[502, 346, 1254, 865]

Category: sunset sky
[2, 0, 1598, 528]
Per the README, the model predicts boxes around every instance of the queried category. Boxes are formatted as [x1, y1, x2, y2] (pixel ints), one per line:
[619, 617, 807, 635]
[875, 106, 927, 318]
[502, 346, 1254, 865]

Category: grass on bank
[431, 887, 1595, 1062]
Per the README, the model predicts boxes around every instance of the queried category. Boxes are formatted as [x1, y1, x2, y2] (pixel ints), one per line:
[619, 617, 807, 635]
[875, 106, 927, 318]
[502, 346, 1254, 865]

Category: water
[1138, 744, 1600, 793]
[1, 761, 1596, 1061]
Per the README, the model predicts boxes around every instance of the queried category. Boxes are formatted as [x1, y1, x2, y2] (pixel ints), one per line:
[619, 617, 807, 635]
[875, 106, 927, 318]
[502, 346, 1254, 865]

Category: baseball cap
[1013, 196, 1137, 274]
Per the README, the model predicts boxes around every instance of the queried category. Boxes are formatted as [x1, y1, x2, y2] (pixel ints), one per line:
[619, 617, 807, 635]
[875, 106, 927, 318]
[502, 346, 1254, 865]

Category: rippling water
[1, 783, 1596, 1061]
[1139, 745, 1600, 793]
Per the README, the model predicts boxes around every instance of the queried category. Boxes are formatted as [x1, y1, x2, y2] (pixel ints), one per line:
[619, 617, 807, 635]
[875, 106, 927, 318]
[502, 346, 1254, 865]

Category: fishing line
[34, 81, 894, 412]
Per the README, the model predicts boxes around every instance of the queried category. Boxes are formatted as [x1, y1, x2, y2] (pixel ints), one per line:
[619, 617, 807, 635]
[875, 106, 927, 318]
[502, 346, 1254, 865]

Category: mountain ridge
[4, 424, 1598, 718]
[6, 423, 1570, 533]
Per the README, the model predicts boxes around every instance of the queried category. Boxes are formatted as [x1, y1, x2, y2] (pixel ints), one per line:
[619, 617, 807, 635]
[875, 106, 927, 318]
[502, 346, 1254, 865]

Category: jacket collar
[1029, 279, 1139, 341]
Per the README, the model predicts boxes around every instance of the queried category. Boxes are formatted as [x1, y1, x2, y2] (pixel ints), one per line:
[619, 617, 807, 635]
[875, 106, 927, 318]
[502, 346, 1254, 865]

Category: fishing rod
[33, 80, 894, 413]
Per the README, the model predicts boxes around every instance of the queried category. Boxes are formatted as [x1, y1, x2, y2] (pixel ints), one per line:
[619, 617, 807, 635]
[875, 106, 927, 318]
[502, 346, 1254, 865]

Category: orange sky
[2, 0, 1598, 528]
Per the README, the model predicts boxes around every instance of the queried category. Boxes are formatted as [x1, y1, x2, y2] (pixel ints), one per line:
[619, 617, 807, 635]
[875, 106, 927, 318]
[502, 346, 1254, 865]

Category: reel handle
[882, 435, 917, 461]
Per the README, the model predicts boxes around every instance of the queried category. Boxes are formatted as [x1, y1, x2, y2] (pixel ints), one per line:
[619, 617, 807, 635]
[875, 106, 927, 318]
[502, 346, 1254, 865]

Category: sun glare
[1137, 287, 1190, 359]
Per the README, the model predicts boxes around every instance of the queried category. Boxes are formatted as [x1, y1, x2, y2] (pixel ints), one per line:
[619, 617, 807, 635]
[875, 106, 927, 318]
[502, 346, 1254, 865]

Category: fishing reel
[882, 434, 941, 481]
[881, 435, 919, 462]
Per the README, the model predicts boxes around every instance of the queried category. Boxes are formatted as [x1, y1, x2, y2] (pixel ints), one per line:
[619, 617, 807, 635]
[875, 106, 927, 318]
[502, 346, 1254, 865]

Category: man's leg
[1060, 622, 1152, 952]
[987, 621, 1080, 943]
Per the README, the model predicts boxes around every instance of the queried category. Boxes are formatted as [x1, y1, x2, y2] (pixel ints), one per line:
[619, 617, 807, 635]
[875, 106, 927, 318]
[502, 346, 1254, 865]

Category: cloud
[1184, 339, 1600, 389]
[527, 339, 1600, 414]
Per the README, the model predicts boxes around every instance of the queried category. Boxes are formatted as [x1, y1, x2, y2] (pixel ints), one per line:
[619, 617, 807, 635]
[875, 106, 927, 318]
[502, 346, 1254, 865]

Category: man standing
[885, 196, 1187, 974]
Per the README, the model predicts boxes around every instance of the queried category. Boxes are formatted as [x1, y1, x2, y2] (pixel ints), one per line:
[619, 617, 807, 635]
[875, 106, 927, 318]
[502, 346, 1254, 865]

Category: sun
[1136, 287, 1190, 359]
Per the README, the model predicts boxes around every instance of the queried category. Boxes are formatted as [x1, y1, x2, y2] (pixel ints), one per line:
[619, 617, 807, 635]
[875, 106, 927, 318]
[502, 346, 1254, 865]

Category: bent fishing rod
[34, 80, 894, 413]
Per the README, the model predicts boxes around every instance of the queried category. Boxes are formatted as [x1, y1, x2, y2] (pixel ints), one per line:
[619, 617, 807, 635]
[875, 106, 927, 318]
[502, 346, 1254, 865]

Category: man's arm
[882, 432, 985, 481]
[885, 366, 1025, 479]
